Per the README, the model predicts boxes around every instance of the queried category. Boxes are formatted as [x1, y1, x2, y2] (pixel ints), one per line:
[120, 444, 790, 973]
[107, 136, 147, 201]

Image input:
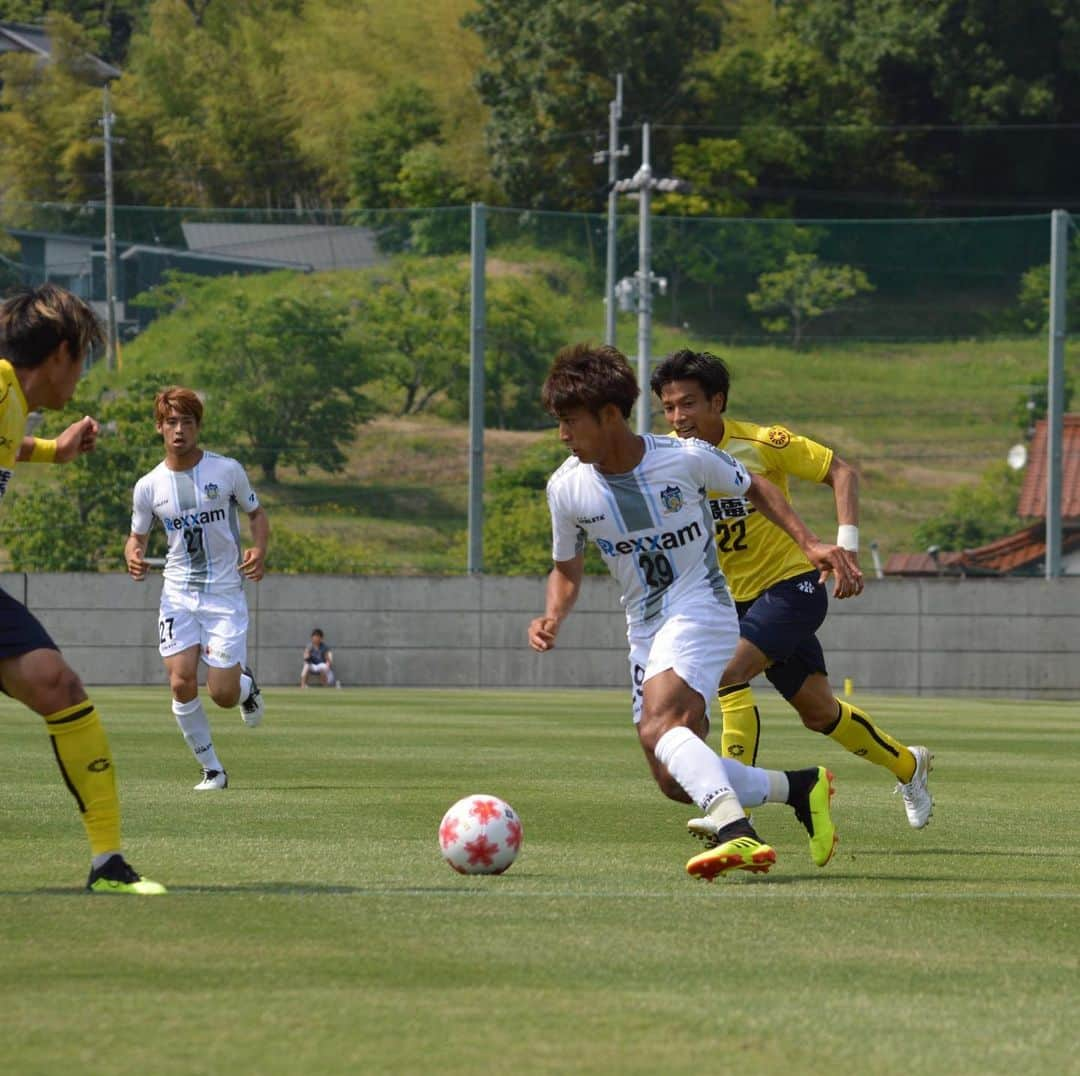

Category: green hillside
[258, 332, 1050, 574]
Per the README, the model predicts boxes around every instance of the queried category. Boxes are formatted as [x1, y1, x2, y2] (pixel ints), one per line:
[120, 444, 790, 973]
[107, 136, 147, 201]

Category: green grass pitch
[1, 687, 1077, 1075]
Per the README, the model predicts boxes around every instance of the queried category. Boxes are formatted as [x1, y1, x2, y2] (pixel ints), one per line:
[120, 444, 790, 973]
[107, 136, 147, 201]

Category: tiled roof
[1017, 413, 1080, 519]
[885, 521, 1080, 576]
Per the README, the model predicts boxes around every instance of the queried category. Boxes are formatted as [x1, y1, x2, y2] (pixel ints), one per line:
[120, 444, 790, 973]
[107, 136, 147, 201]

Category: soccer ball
[438, 794, 523, 875]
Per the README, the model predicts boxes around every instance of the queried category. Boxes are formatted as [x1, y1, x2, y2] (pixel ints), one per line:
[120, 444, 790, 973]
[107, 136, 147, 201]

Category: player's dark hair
[0, 283, 103, 368]
[154, 386, 204, 426]
[541, 343, 640, 419]
[651, 350, 730, 410]
[312, 629, 324, 638]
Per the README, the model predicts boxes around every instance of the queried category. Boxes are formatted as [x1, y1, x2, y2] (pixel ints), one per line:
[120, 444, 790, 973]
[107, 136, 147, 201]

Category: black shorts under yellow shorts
[0, 585, 58, 662]
[735, 570, 828, 700]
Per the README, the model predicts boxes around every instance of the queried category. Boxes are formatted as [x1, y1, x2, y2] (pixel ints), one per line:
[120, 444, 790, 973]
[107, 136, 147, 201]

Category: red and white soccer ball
[439, 794, 523, 875]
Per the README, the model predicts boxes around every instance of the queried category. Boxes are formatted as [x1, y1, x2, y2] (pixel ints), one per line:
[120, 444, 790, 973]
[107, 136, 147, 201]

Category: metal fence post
[636, 123, 652, 435]
[468, 202, 487, 574]
[1045, 209, 1068, 578]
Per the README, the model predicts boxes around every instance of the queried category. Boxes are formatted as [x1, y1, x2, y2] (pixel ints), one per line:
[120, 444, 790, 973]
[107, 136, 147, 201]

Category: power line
[654, 121, 1080, 134]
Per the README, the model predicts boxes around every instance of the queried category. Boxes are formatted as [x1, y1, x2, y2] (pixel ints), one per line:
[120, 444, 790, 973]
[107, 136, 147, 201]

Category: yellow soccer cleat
[686, 835, 777, 881]
[791, 766, 838, 867]
[86, 854, 167, 895]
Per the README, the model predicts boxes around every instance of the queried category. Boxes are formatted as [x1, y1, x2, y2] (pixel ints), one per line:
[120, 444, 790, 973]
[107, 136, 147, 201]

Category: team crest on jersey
[659, 484, 684, 514]
[203, 482, 220, 500]
[767, 426, 791, 448]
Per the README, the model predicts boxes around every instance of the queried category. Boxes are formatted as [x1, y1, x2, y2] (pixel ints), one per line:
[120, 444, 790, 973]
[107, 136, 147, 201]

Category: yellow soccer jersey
[704, 418, 833, 602]
[0, 359, 29, 506]
[0, 358, 55, 507]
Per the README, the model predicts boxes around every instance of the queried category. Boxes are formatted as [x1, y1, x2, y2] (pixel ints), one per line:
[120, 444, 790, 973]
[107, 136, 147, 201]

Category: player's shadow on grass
[22, 883, 487, 897]
[855, 847, 1075, 858]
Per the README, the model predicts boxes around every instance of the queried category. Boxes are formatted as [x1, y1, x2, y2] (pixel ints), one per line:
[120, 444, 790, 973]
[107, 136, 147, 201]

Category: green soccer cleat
[686, 834, 777, 881]
[86, 854, 167, 896]
[790, 766, 838, 867]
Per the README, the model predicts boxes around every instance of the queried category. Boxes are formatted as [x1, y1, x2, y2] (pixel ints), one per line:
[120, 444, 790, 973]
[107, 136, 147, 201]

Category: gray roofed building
[0, 21, 120, 83]
[181, 222, 385, 272]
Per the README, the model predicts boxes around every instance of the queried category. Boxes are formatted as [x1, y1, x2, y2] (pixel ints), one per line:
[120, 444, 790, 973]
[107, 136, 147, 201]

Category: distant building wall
[4, 573, 1077, 699]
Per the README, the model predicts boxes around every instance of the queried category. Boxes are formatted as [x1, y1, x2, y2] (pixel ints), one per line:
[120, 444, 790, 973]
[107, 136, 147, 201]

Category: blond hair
[154, 386, 204, 426]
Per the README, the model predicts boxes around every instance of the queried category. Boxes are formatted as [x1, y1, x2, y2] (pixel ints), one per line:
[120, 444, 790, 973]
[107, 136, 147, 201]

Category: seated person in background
[301, 629, 339, 688]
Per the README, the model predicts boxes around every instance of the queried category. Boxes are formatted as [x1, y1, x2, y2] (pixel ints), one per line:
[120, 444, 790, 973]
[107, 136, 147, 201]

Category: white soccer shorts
[157, 585, 249, 669]
[626, 602, 740, 725]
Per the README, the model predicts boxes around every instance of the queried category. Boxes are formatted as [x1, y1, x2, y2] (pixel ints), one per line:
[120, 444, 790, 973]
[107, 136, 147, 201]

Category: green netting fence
[0, 200, 1074, 574]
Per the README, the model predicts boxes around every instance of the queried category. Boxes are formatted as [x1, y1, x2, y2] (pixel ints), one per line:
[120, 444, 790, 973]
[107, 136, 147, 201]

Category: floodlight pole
[635, 122, 653, 435]
[101, 84, 118, 371]
[1045, 208, 1068, 579]
[611, 124, 685, 434]
[467, 202, 487, 574]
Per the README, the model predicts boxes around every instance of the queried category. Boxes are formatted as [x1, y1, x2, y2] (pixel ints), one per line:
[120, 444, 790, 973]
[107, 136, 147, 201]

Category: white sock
[172, 696, 223, 771]
[765, 770, 790, 804]
[91, 850, 120, 869]
[717, 758, 771, 808]
[239, 672, 253, 704]
[654, 726, 745, 820]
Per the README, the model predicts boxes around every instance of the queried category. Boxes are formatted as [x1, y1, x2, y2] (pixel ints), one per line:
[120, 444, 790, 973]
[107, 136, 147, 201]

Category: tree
[347, 83, 444, 211]
[913, 464, 1024, 552]
[650, 139, 820, 323]
[444, 273, 574, 429]
[1, 372, 183, 571]
[1017, 234, 1080, 331]
[0, 1, 149, 63]
[355, 264, 470, 416]
[113, 0, 326, 207]
[463, 0, 724, 209]
[748, 252, 874, 347]
[0, 13, 108, 209]
[190, 291, 374, 483]
[481, 435, 608, 574]
[347, 83, 474, 253]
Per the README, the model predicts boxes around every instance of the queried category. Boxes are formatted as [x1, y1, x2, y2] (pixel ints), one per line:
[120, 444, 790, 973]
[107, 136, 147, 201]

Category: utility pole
[612, 124, 688, 434]
[593, 75, 628, 345]
[100, 83, 118, 371]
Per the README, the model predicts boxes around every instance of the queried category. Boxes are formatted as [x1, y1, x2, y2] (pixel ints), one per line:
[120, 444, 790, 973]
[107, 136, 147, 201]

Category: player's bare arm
[240, 506, 270, 582]
[745, 473, 863, 598]
[529, 555, 584, 652]
[822, 455, 861, 559]
[125, 532, 150, 581]
[17, 415, 99, 463]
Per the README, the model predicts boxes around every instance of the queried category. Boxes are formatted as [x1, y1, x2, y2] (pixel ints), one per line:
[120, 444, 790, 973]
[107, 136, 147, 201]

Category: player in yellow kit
[0, 284, 165, 894]
[651, 350, 933, 832]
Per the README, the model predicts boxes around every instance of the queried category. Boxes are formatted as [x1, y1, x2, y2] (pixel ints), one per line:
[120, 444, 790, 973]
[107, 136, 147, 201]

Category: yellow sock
[718, 683, 761, 766]
[45, 700, 122, 857]
[827, 700, 915, 782]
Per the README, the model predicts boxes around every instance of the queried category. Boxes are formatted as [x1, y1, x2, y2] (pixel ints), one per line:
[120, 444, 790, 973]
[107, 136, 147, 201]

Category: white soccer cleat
[687, 813, 753, 846]
[194, 768, 228, 791]
[240, 665, 264, 728]
[896, 745, 934, 828]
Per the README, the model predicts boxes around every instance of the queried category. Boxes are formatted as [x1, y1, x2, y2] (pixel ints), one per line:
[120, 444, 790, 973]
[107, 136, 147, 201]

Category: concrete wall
[6, 573, 1079, 699]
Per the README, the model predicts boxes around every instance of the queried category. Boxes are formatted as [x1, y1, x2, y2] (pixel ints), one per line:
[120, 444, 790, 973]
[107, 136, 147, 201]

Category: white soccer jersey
[131, 451, 259, 594]
[546, 435, 751, 628]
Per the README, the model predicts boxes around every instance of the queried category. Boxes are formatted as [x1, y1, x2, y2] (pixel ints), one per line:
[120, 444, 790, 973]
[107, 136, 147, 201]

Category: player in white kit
[125, 387, 269, 791]
[529, 344, 862, 879]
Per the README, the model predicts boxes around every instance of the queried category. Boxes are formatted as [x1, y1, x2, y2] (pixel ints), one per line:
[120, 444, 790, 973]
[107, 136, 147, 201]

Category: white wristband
[837, 524, 859, 552]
